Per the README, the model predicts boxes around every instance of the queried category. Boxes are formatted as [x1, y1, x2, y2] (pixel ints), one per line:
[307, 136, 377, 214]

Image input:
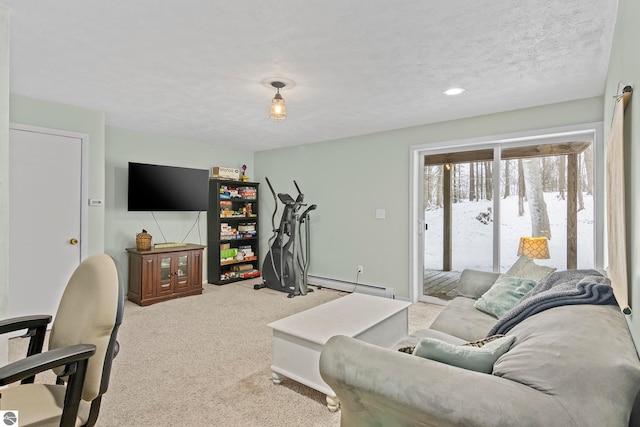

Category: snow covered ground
[424, 192, 594, 273]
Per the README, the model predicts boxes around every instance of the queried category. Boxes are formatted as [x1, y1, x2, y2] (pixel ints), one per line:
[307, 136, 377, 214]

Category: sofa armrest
[457, 269, 500, 299]
[320, 335, 573, 427]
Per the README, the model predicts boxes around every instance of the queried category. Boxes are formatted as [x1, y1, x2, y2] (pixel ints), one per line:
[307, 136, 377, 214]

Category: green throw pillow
[474, 274, 537, 318]
[412, 335, 515, 373]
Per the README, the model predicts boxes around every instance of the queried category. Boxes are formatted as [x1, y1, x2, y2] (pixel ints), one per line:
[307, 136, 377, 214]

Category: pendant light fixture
[270, 81, 287, 121]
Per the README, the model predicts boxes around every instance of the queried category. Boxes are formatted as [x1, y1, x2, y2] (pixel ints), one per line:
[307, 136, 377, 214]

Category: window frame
[408, 122, 604, 304]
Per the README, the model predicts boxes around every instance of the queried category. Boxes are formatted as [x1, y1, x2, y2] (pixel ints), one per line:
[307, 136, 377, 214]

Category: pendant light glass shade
[270, 82, 287, 121]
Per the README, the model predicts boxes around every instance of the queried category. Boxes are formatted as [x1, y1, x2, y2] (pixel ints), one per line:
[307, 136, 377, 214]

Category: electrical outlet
[357, 265, 364, 274]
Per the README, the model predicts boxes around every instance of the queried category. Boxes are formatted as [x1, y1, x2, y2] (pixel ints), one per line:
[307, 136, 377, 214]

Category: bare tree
[458, 164, 463, 202]
[485, 161, 493, 200]
[469, 162, 476, 201]
[583, 146, 594, 195]
[453, 164, 459, 203]
[558, 156, 566, 200]
[522, 158, 551, 239]
[478, 163, 482, 200]
[578, 186, 585, 211]
[503, 160, 511, 198]
[578, 154, 586, 211]
[436, 166, 443, 208]
[424, 166, 438, 209]
[424, 166, 430, 208]
[518, 159, 525, 216]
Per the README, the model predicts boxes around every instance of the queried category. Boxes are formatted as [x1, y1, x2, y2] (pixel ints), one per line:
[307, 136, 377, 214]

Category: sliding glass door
[421, 141, 595, 301]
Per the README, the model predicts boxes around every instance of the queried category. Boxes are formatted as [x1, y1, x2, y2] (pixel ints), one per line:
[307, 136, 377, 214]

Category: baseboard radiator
[307, 275, 395, 299]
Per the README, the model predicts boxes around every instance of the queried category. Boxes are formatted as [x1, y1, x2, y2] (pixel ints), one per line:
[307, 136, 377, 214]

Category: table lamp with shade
[517, 237, 550, 259]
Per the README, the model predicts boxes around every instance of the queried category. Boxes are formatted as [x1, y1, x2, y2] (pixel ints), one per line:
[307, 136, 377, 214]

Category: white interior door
[9, 127, 84, 321]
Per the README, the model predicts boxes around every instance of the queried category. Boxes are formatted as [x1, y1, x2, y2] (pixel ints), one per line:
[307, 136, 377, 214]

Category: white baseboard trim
[308, 275, 395, 299]
[420, 295, 448, 306]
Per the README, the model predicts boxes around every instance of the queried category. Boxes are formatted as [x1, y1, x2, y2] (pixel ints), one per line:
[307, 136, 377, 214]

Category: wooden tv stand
[126, 244, 206, 306]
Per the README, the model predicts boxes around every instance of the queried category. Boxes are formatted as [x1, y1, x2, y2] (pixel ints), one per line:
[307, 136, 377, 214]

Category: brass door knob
[69, 238, 79, 245]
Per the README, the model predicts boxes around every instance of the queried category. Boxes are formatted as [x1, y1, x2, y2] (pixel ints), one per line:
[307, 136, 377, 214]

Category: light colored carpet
[9, 279, 443, 426]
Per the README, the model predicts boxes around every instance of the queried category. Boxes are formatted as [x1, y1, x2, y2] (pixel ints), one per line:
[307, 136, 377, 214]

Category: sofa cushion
[429, 297, 497, 341]
[456, 269, 501, 299]
[493, 304, 640, 426]
[506, 255, 556, 283]
[412, 335, 515, 373]
[474, 274, 537, 318]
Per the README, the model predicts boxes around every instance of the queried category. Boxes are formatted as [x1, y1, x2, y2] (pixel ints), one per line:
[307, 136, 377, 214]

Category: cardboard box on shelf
[212, 167, 240, 180]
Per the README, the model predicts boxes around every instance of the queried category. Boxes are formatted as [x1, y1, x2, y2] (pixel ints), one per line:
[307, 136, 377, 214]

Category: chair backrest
[49, 253, 121, 402]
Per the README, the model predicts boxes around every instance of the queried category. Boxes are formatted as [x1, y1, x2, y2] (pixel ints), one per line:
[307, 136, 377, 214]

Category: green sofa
[319, 269, 640, 426]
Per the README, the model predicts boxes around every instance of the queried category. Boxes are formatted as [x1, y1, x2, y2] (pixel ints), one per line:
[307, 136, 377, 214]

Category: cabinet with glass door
[127, 244, 205, 306]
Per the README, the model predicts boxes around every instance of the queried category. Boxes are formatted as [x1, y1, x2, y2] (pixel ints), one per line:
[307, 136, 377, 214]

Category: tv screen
[128, 162, 209, 211]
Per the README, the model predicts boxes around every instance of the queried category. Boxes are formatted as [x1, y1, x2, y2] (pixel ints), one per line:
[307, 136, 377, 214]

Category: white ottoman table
[267, 293, 411, 411]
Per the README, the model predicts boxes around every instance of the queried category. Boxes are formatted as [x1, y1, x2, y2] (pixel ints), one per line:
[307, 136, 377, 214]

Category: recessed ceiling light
[443, 87, 466, 96]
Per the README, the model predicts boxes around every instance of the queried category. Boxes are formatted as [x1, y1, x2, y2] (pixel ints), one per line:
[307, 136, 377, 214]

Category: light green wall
[604, 0, 640, 347]
[0, 6, 10, 365]
[6, 95, 253, 292]
[104, 126, 253, 286]
[1, 14, 621, 306]
[256, 96, 604, 299]
[9, 94, 106, 256]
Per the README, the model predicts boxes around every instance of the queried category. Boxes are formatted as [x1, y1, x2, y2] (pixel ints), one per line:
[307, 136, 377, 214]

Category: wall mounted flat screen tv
[128, 162, 209, 211]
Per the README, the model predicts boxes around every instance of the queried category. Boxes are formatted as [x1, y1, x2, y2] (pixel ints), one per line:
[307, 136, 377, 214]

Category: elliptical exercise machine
[254, 177, 317, 298]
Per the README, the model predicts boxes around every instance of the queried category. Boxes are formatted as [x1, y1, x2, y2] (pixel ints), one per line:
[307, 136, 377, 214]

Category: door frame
[10, 123, 89, 261]
[409, 122, 604, 303]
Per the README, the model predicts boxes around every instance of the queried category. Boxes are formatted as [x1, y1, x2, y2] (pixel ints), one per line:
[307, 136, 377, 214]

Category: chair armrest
[0, 314, 51, 335]
[0, 344, 96, 427]
[0, 344, 96, 386]
[320, 336, 572, 426]
[0, 314, 53, 383]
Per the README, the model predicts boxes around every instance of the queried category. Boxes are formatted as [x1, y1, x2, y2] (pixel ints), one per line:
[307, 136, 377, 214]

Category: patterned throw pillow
[398, 335, 506, 354]
[462, 334, 506, 348]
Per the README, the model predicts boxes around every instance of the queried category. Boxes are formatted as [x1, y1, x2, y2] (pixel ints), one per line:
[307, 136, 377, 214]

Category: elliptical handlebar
[300, 204, 317, 219]
[265, 177, 278, 232]
[293, 180, 304, 204]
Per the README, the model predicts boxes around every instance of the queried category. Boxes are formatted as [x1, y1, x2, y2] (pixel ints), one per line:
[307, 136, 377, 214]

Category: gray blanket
[488, 269, 616, 336]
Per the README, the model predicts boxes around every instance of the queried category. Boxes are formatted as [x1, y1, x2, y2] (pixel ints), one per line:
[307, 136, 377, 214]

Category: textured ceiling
[1, 1, 617, 151]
